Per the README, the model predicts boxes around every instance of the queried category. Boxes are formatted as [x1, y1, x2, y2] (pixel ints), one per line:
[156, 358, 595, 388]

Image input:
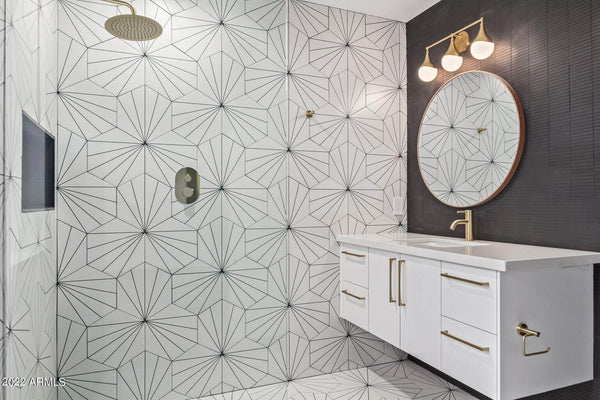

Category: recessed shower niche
[22, 113, 55, 212]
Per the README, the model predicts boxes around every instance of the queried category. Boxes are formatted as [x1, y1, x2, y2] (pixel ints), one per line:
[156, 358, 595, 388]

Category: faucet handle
[456, 209, 472, 219]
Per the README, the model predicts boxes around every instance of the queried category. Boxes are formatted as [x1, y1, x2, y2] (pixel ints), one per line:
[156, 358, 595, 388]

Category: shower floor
[200, 360, 477, 400]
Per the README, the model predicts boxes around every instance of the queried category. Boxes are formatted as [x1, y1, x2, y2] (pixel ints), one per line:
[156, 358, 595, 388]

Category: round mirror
[417, 71, 524, 207]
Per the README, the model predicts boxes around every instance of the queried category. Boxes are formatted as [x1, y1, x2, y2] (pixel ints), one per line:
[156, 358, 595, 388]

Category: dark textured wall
[407, 0, 600, 250]
[407, 1, 600, 398]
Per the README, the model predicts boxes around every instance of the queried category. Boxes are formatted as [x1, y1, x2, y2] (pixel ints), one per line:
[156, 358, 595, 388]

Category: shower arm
[101, 0, 136, 15]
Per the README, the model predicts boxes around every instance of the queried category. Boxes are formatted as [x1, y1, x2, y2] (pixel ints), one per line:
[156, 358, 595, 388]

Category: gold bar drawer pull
[441, 330, 489, 352]
[397, 259, 406, 306]
[342, 290, 366, 300]
[441, 273, 489, 287]
[342, 250, 366, 258]
[389, 258, 396, 303]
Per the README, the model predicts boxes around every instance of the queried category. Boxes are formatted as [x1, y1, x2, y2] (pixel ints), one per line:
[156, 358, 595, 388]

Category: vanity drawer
[441, 262, 497, 333]
[340, 282, 368, 330]
[340, 245, 368, 288]
[441, 317, 497, 398]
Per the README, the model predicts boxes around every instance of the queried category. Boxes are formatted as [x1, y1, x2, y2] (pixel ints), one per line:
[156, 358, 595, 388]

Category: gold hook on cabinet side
[517, 323, 551, 357]
[306, 110, 315, 118]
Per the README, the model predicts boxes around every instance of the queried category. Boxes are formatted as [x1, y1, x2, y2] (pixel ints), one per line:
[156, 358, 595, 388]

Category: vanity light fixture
[418, 49, 437, 82]
[471, 19, 495, 59]
[440, 35, 463, 72]
[418, 17, 494, 82]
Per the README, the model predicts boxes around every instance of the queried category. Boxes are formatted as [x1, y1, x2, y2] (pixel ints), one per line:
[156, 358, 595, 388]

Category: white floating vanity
[338, 233, 600, 400]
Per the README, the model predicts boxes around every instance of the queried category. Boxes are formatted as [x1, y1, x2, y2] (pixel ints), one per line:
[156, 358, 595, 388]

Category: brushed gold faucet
[450, 210, 473, 241]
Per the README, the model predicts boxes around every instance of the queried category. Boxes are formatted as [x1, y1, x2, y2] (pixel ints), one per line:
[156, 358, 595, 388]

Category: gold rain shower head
[102, 0, 163, 41]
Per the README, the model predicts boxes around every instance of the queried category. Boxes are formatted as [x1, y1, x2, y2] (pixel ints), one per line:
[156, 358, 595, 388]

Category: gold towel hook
[517, 323, 551, 357]
[306, 110, 315, 118]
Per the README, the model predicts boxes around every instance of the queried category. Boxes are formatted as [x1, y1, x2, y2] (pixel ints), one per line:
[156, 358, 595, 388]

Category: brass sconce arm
[424, 17, 484, 51]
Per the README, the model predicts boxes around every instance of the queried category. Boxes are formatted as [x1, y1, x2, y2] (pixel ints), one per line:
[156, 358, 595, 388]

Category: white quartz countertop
[337, 233, 600, 272]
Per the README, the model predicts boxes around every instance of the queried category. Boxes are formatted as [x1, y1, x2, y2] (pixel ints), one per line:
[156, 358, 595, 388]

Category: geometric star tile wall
[0, 0, 4, 390]
[3, 0, 58, 399]
[53, 0, 407, 398]
[0, 0, 4, 388]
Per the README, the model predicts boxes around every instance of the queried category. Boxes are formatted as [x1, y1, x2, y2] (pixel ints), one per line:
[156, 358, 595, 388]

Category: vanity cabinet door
[368, 248, 400, 348]
[400, 255, 441, 369]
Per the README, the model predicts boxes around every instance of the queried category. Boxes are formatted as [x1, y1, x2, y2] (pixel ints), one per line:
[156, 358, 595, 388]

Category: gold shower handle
[517, 323, 551, 357]
[101, 0, 136, 14]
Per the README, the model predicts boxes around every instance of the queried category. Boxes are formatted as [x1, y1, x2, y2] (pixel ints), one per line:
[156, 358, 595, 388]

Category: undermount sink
[417, 240, 490, 248]
[391, 238, 436, 242]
